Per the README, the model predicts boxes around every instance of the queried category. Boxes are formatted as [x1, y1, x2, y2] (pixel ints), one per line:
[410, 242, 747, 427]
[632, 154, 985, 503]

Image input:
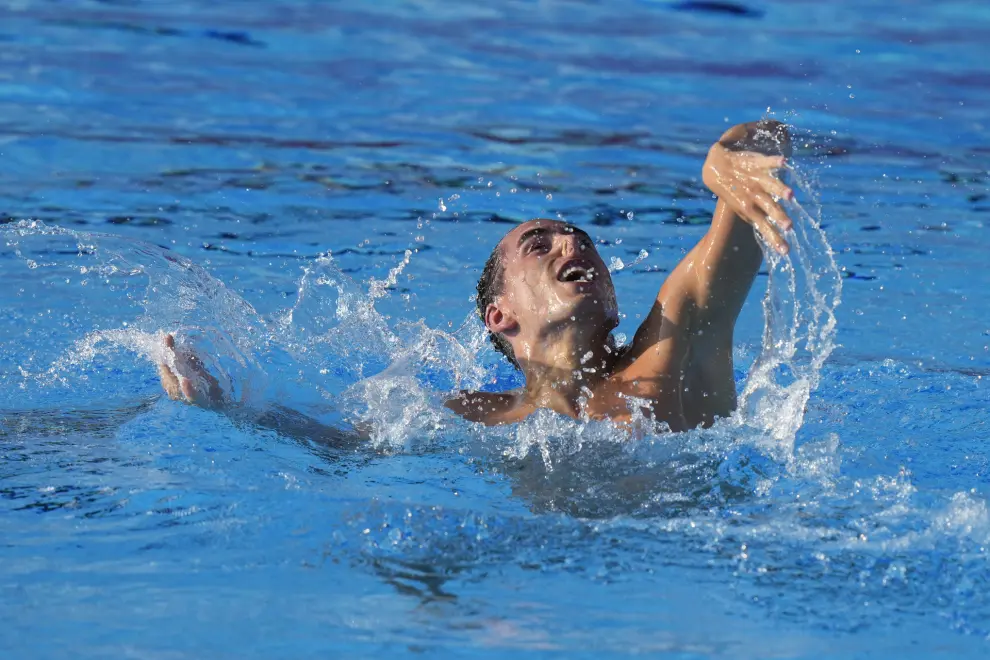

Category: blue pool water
[2, 0, 989, 657]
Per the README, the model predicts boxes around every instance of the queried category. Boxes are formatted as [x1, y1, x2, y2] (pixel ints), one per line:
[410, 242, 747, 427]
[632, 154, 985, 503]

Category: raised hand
[702, 119, 794, 254]
[158, 333, 227, 409]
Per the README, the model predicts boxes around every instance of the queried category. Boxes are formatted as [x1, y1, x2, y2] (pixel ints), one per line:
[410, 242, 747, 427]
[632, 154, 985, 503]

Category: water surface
[1, 1, 989, 657]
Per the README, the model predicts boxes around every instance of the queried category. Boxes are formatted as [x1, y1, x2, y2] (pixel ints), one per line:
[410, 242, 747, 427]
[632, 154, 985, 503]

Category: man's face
[493, 219, 618, 341]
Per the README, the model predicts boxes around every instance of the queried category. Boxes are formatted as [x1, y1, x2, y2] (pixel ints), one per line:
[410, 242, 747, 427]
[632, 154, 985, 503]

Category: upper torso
[446, 318, 737, 431]
[449, 223, 750, 431]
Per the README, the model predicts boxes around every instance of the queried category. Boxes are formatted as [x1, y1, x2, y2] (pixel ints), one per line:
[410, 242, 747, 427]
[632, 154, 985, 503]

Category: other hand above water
[158, 333, 228, 409]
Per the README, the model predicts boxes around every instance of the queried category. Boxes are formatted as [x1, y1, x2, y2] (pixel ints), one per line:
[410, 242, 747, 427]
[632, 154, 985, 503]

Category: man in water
[161, 120, 793, 432]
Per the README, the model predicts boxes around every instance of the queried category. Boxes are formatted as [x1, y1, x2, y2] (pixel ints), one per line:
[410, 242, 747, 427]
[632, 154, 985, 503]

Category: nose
[557, 232, 582, 257]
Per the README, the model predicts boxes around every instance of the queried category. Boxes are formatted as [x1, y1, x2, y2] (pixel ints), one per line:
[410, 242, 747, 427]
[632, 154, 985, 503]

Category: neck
[516, 324, 619, 417]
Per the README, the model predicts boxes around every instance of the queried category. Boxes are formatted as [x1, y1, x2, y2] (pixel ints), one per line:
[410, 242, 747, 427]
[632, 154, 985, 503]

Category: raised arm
[628, 119, 793, 347]
[620, 120, 794, 425]
[688, 119, 793, 327]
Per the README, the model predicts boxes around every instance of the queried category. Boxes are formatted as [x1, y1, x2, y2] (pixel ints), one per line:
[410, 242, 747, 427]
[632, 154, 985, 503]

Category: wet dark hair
[476, 240, 520, 369]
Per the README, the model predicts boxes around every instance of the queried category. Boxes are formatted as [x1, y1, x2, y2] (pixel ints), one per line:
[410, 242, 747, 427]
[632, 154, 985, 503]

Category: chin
[565, 294, 619, 329]
[582, 284, 618, 323]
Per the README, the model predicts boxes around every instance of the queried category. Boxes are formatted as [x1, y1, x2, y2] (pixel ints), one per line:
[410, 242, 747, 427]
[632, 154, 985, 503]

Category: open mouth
[557, 260, 596, 283]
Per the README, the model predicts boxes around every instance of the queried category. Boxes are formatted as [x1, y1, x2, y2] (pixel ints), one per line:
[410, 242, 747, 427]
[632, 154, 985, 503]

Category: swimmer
[160, 120, 793, 432]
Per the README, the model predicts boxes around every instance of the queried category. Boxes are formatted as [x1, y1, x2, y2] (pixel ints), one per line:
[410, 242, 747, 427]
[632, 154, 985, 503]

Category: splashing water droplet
[736, 163, 842, 457]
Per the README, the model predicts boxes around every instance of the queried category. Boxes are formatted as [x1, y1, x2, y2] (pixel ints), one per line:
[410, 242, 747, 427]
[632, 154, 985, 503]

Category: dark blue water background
[1, 1, 989, 657]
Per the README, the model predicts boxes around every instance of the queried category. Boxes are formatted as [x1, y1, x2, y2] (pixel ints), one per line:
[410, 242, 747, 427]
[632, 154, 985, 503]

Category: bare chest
[579, 376, 685, 429]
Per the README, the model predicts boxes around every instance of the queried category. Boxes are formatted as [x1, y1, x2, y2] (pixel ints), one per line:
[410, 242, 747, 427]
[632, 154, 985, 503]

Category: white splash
[1, 168, 841, 460]
[735, 161, 842, 458]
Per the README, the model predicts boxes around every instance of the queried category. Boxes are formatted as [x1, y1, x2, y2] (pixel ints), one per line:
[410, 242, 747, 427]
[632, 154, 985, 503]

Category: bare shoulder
[444, 389, 531, 425]
[615, 279, 693, 380]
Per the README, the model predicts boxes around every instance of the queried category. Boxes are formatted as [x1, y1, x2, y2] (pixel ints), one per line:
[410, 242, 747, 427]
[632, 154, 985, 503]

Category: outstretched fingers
[706, 143, 797, 255]
[751, 212, 789, 255]
[753, 191, 793, 232]
[732, 188, 789, 254]
[757, 174, 794, 204]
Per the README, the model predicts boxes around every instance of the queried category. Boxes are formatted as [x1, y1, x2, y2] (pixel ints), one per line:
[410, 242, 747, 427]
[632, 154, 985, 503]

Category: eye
[525, 238, 549, 254]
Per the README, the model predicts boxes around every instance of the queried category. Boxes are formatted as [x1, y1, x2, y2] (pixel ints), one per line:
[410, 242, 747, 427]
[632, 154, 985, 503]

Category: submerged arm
[159, 334, 364, 449]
